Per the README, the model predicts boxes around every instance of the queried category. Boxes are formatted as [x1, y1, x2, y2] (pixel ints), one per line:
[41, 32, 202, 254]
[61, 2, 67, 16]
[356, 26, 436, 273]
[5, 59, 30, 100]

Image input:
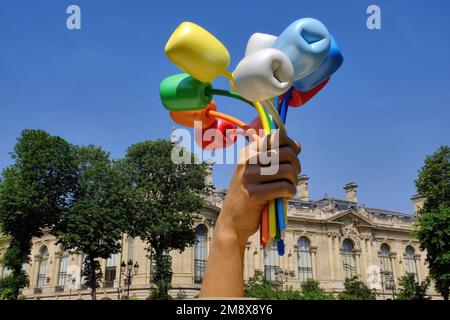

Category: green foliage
[149, 253, 173, 300]
[415, 205, 450, 299]
[0, 129, 78, 299]
[301, 279, 335, 300]
[396, 273, 430, 300]
[415, 146, 450, 300]
[120, 140, 206, 299]
[0, 273, 28, 300]
[338, 276, 376, 300]
[244, 271, 332, 300]
[415, 146, 450, 212]
[54, 146, 128, 300]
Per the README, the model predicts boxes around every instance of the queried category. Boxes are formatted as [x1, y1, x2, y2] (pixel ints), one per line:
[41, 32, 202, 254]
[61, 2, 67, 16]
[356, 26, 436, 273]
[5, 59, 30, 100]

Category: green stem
[206, 88, 255, 108]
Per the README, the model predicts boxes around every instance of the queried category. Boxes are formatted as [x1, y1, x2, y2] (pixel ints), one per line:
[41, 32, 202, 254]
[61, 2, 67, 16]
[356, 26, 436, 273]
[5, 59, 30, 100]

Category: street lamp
[121, 259, 139, 298]
[273, 267, 293, 288]
[380, 270, 396, 300]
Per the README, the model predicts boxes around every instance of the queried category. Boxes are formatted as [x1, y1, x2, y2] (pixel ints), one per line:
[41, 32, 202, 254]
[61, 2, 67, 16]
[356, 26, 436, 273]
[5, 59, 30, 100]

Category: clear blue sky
[0, 0, 449, 214]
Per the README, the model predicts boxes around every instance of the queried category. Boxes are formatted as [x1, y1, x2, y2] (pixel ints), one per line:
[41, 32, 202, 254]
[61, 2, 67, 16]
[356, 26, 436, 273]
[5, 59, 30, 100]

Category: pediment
[327, 209, 374, 227]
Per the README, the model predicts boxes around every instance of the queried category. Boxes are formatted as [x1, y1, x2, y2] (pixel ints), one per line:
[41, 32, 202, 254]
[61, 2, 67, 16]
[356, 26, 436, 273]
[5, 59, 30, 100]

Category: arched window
[404, 246, 418, 280]
[194, 225, 207, 283]
[264, 242, 280, 282]
[297, 237, 313, 282]
[58, 251, 70, 286]
[127, 237, 134, 262]
[379, 244, 393, 286]
[341, 239, 356, 279]
[105, 253, 117, 288]
[37, 246, 49, 289]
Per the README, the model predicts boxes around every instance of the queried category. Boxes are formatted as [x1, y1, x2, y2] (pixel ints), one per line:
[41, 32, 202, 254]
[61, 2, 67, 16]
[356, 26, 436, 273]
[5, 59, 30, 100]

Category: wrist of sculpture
[214, 213, 249, 253]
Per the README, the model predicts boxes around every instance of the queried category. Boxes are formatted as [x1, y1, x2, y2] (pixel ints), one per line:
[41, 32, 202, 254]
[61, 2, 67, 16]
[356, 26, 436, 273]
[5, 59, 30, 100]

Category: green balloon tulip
[159, 73, 213, 111]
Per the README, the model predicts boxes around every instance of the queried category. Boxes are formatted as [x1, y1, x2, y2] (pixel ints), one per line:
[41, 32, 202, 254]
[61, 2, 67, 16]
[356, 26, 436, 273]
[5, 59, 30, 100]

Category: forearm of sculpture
[199, 214, 248, 297]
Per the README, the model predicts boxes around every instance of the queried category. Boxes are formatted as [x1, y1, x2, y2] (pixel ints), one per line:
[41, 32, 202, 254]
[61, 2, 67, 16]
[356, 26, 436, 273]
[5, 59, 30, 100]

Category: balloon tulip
[281, 77, 330, 107]
[165, 22, 231, 83]
[245, 116, 265, 141]
[272, 18, 331, 80]
[293, 36, 343, 92]
[233, 48, 294, 102]
[160, 73, 212, 111]
[195, 118, 237, 150]
[170, 101, 217, 129]
[245, 33, 277, 57]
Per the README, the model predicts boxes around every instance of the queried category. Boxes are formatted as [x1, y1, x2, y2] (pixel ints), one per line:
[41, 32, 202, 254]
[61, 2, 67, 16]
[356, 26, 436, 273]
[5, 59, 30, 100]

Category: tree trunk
[90, 256, 97, 300]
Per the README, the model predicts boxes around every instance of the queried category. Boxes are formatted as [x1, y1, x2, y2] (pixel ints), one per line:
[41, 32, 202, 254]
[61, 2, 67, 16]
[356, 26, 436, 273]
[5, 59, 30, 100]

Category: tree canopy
[396, 273, 430, 300]
[54, 145, 129, 300]
[0, 129, 78, 298]
[120, 140, 206, 299]
[415, 145, 450, 300]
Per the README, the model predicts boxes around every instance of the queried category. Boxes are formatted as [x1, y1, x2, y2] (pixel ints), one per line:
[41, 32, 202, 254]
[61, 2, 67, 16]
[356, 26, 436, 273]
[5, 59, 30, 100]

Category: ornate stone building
[0, 164, 438, 300]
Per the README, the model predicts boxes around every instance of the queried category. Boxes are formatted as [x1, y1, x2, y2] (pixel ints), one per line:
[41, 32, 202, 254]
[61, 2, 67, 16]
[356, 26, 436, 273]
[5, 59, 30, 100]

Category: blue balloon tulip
[293, 35, 343, 92]
[272, 18, 331, 81]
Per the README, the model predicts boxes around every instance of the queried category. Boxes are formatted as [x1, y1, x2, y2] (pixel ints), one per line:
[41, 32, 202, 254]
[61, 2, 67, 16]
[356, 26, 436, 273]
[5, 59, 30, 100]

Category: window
[404, 246, 418, 280]
[264, 242, 280, 282]
[58, 251, 70, 286]
[297, 237, 313, 282]
[37, 246, 49, 289]
[194, 225, 207, 283]
[379, 243, 393, 287]
[341, 239, 356, 279]
[104, 254, 117, 288]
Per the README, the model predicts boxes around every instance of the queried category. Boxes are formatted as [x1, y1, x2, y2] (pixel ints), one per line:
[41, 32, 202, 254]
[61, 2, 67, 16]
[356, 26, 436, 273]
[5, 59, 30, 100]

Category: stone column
[54, 251, 63, 287]
[416, 253, 425, 282]
[361, 238, 368, 279]
[354, 249, 362, 280]
[390, 253, 398, 283]
[327, 234, 335, 281]
[311, 247, 318, 280]
[32, 255, 41, 289]
[333, 235, 342, 281]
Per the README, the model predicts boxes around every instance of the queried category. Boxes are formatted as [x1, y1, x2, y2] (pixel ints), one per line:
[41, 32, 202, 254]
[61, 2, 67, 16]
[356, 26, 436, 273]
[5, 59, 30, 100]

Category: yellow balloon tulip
[165, 22, 232, 83]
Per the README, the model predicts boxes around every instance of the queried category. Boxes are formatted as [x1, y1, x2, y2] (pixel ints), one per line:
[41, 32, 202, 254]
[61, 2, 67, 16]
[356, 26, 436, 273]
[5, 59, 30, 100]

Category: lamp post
[120, 259, 139, 298]
[380, 270, 395, 300]
[273, 267, 293, 288]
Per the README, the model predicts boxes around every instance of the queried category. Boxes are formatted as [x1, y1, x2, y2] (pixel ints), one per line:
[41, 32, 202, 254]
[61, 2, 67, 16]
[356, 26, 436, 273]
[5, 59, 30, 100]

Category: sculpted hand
[200, 130, 301, 297]
[219, 130, 301, 241]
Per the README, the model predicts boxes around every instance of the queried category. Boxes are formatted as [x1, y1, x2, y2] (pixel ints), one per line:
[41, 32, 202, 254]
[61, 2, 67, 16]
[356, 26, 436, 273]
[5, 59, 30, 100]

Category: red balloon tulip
[281, 77, 330, 107]
[195, 118, 238, 150]
[244, 116, 265, 142]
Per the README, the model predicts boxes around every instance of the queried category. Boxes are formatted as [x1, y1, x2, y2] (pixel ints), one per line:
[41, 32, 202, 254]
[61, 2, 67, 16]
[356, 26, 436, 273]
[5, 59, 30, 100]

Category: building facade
[0, 167, 438, 300]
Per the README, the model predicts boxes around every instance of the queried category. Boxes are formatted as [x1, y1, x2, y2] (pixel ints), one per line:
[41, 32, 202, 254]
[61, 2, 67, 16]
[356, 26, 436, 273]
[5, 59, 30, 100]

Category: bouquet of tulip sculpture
[159, 19, 343, 255]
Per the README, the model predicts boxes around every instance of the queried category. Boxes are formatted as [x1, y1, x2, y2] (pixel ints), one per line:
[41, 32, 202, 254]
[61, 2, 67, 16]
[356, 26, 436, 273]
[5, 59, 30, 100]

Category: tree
[244, 271, 303, 300]
[120, 140, 206, 299]
[415, 146, 450, 300]
[338, 276, 376, 300]
[396, 273, 430, 300]
[301, 279, 335, 300]
[54, 146, 128, 300]
[0, 130, 78, 299]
